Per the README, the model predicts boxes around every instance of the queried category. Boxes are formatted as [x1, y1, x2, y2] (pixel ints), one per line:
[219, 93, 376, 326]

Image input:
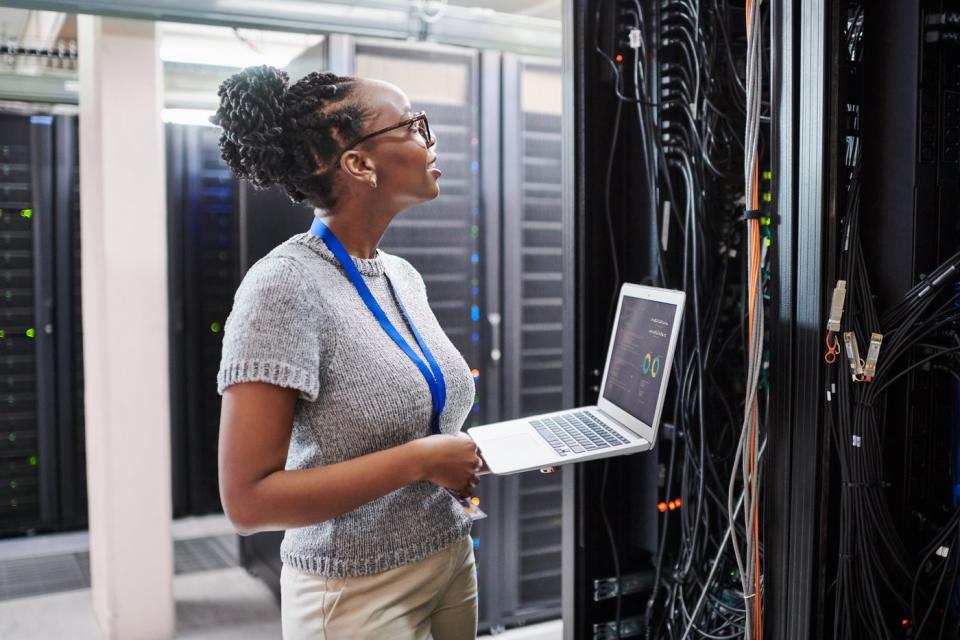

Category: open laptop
[468, 283, 685, 475]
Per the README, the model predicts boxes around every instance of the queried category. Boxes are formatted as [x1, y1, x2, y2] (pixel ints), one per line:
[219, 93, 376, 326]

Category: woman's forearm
[225, 439, 427, 535]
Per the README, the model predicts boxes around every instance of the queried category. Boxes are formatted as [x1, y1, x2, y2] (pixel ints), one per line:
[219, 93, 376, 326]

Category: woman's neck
[317, 208, 392, 260]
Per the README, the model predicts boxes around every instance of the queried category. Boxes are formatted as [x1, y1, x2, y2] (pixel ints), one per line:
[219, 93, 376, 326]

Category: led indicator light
[762, 170, 772, 179]
[615, 54, 623, 63]
[762, 192, 772, 202]
[25, 328, 35, 339]
[657, 502, 667, 513]
[472, 332, 480, 343]
[20, 209, 32, 219]
[8, 480, 15, 489]
[210, 322, 222, 333]
[28, 455, 37, 466]
[9, 499, 16, 508]
[8, 433, 15, 442]
[471, 369, 480, 379]
[471, 254, 479, 264]
[471, 497, 480, 506]
[0, 329, 5, 339]
[471, 305, 480, 322]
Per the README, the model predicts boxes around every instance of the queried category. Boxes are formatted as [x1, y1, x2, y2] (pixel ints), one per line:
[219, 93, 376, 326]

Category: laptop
[468, 283, 685, 475]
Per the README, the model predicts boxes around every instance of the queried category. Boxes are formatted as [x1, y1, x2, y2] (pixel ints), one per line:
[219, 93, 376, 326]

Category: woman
[213, 65, 484, 639]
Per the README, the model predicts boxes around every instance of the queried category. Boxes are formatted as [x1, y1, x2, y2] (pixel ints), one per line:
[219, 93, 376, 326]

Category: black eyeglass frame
[336, 111, 432, 167]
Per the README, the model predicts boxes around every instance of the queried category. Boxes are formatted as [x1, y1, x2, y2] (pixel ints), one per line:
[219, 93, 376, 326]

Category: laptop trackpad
[483, 433, 546, 474]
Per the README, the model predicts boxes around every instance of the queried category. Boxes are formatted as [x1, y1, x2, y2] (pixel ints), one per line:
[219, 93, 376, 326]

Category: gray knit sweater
[216, 229, 475, 577]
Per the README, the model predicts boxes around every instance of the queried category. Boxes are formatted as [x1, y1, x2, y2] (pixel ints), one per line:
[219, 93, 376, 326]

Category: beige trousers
[280, 536, 478, 640]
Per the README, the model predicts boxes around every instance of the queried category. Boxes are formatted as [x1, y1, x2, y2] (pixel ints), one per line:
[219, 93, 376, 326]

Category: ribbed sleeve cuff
[217, 359, 319, 402]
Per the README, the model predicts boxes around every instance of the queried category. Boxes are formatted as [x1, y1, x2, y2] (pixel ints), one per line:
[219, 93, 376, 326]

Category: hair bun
[213, 65, 291, 189]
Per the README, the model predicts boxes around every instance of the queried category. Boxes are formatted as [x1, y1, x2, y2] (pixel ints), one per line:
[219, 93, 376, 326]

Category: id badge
[459, 497, 488, 521]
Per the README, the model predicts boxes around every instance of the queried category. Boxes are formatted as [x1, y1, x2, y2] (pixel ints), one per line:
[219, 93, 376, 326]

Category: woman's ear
[340, 150, 376, 184]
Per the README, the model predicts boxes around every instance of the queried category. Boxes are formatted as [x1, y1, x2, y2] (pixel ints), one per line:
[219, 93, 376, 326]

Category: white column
[77, 15, 174, 640]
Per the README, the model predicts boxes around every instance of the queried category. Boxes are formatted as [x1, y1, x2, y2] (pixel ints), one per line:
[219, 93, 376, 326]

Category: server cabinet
[498, 54, 565, 626]
[167, 122, 241, 517]
[350, 40, 504, 630]
[0, 112, 86, 536]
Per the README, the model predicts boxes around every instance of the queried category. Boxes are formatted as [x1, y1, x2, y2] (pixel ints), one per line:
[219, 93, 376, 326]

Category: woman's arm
[218, 381, 482, 536]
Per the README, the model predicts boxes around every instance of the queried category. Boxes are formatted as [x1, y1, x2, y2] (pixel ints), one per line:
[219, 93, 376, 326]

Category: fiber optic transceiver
[828, 280, 847, 332]
[863, 333, 883, 381]
[842, 331, 864, 381]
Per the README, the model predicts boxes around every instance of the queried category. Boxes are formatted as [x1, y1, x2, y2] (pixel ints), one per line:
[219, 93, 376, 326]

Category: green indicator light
[28, 455, 37, 466]
[0, 208, 4, 218]
[210, 322, 222, 334]
[8, 480, 15, 489]
[9, 499, 16, 509]
[0, 329, 5, 339]
[762, 193, 772, 202]
[762, 170, 772, 180]
[25, 327, 35, 339]
[764, 237, 771, 247]
[471, 225, 479, 239]
[4, 291, 11, 301]
[20, 209, 32, 219]
[7, 433, 15, 443]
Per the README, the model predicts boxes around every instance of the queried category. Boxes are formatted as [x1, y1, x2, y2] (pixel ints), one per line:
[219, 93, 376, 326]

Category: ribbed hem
[281, 521, 473, 578]
[217, 359, 319, 401]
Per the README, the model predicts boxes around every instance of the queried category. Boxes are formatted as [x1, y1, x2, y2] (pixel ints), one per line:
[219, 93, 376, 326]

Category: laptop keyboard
[531, 411, 630, 457]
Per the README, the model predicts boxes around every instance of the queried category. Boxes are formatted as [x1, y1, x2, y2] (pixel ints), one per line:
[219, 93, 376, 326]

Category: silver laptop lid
[596, 283, 686, 446]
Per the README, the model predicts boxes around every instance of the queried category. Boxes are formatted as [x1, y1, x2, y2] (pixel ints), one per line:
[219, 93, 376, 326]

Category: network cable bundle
[593, 1, 771, 638]
[823, 3, 960, 638]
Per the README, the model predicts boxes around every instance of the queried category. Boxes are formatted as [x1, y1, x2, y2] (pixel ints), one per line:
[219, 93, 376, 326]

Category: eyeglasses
[336, 111, 433, 166]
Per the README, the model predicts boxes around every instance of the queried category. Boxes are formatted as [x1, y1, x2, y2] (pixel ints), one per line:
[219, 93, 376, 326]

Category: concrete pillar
[77, 15, 174, 639]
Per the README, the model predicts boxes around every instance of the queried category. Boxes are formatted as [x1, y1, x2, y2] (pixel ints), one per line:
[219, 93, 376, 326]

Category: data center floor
[0, 514, 562, 639]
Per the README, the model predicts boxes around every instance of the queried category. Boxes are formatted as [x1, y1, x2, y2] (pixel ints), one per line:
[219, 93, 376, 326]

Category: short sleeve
[216, 256, 330, 401]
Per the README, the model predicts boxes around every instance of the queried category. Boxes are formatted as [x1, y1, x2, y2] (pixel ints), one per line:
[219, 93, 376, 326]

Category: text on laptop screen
[602, 296, 677, 426]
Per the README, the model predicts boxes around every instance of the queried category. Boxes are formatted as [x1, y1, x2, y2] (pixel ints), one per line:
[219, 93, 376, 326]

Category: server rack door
[167, 123, 240, 516]
[499, 54, 565, 626]
[53, 114, 86, 529]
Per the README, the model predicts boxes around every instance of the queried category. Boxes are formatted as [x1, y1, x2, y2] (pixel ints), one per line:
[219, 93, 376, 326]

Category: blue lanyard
[310, 217, 446, 435]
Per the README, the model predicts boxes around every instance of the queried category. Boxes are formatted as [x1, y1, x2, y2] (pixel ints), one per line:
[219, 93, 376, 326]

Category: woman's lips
[429, 166, 442, 178]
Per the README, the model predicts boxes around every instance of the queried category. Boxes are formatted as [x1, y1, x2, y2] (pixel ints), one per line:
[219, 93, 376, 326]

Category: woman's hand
[414, 433, 484, 498]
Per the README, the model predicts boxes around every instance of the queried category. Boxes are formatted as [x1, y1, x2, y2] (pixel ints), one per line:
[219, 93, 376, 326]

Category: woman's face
[342, 80, 441, 207]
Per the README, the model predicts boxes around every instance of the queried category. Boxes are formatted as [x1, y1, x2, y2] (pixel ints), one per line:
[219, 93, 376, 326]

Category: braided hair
[212, 65, 369, 209]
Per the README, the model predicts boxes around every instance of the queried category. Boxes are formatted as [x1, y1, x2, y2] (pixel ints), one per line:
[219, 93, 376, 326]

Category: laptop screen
[601, 296, 679, 427]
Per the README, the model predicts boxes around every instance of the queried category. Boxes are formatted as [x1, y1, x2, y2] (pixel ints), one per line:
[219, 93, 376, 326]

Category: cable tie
[742, 209, 764, 222]
[851, 435, 862, 448]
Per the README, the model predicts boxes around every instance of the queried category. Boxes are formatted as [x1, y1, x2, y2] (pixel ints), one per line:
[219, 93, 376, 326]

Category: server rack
[498, 53, 565, 627]
[167, 122, 241, 517]
[350, 41, 502, 630]
[0, 111, 86, 537]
